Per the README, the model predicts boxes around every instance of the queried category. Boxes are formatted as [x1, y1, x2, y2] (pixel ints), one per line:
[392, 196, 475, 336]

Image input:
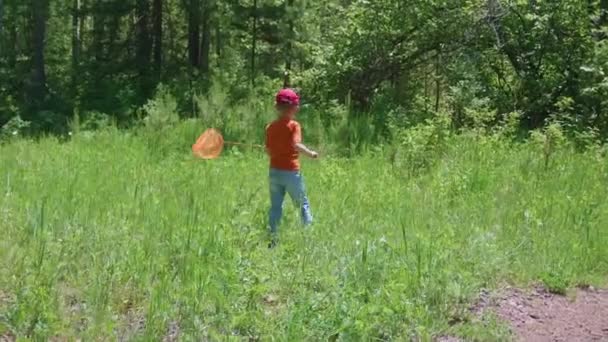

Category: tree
[91, 1, 104, 64]
[482, 0, 594, 128]
[152, 0, 162, 79]
[200, 0, 211, 74]
[601, 0, 608, 26]
[187, 0, 200, 68]
[250, 0, 257, 85]
[214, 3, 221, 63]
[72, 0, 82, 94]
[324, 0, 476, 108]
[0, 0, 3, 52]
[2, 0, 608, 136]
[284, 0, 294, 84]
[136, 0, 152, 95]
[28, 0, 49, 109]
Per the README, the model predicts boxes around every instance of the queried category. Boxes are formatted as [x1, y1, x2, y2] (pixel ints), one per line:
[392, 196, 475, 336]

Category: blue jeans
[269, 168, 313, 234]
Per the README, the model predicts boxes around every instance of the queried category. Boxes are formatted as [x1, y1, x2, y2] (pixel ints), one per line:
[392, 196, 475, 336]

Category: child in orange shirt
[265, 89, 318, 246]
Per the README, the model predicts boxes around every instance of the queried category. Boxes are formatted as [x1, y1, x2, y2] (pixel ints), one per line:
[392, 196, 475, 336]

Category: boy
[265, 88, 318, 247]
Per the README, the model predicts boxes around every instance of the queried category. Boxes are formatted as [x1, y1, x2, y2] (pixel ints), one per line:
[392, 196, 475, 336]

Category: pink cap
[276, 88, 300, 106]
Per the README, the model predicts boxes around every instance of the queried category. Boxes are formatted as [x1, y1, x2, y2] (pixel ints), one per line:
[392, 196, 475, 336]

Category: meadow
[0, 122, 607, 341]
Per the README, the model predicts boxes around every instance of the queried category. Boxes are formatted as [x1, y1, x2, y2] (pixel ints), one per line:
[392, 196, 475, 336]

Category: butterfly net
[192, 128, 225, 159]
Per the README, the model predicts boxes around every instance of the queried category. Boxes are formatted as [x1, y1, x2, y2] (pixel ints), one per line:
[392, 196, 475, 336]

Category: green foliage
[71, 111, 116, 133]
[2, 0, 608, 142]
[475, 0, 598, 129]
[0, 116, 31, 143]
[323, 0, 478, 107]
[531, 122, 567, 170]
[0, 95, 19, 128]
[194, 80, 273, 145]
[142, 84, 179, 130]
[390, 113, 451, 177]
[540, 272, 570, 295]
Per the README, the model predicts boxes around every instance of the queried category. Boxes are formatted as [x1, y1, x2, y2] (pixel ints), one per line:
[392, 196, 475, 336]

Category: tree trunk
[0, 0, 3, 54]
[215, 19, 221, 61]
[152, 0, 162, 79]
[92, 2, 104, 63]
[136, 0, 152, 96]
[601, 0, 608, 26]
[79, 0, 86, 38]
[434, 48, 441, 113]
[29, 0, 49, 105]
[424, 67, 429, 114]
[200, 0, 210, 73]
[167, 1, 175, 61]
[188, 0, 200, 68]
[284, 0, 294, 83]
[108, 12, 121, 52]
[8, 7, 15, 68]
[72, 0, 81, 101]
[250, 0, 257, 86]
[136, 0, 151, 70]
[72, 0, 81, 68]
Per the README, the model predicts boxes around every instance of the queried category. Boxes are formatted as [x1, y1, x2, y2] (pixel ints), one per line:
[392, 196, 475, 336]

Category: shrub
[142, 84, 179, 131]
[193, 81, 272, 145]
[71, 111, 115, 133]
[0, 116, 31, 143]
[530, 121, 567, 170]
[390, 112, 451, 177]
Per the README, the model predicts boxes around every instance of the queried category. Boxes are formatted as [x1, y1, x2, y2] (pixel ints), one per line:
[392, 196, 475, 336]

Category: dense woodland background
[2, 0, 608, 139]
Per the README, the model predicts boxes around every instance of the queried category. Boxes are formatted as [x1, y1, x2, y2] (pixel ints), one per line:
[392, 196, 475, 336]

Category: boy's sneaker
[268, 239, 278, 249]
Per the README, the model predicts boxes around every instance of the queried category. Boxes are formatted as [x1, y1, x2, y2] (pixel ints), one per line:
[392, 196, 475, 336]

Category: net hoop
[192, 128, 225, 159]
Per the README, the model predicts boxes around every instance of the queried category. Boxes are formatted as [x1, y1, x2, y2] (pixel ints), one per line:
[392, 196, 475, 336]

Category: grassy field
[0, 126, 607, 340]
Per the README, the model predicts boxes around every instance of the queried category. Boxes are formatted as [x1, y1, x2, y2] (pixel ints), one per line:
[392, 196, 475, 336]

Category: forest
[2, 1, 608, 340]
[2, 0, 608, 139]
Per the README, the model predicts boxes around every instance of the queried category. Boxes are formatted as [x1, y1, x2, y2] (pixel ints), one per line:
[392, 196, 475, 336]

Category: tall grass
[0, 122, 606, 340]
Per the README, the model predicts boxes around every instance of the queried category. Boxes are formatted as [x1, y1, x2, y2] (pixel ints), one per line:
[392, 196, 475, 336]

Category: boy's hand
[310, 151, 319, 159]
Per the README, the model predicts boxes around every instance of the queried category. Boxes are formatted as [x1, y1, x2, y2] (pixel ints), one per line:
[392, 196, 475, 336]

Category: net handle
[224, 141, 264, 149]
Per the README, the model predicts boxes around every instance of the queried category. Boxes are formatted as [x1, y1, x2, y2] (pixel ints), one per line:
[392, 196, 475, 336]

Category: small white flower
[12, 130, 18, 136]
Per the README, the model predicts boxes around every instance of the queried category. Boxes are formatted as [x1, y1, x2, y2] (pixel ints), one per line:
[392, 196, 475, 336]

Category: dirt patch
[475, 286, 608, 342]
[435, 336, 464, 342]
[0, 333, 15, 342]
[162, 321, 180, 342]
[115, 308, 146, 342]
[0, 291, 15, 342]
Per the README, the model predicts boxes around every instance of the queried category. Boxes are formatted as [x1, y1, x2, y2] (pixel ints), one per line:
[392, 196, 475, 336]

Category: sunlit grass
[0, 128, 606, 340]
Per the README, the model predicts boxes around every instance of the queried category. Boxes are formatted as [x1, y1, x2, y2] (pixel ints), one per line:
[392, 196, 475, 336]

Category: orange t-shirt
[265, 117, 302, 171]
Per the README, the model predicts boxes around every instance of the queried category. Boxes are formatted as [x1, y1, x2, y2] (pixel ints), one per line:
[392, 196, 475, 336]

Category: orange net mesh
[192, 128, 225, 159]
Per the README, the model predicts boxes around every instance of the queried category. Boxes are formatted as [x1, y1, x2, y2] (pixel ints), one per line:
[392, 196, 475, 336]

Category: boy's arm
[296, 143, 319, 159]
[265, 125, 271, 156]
[292, 122, 318, 159]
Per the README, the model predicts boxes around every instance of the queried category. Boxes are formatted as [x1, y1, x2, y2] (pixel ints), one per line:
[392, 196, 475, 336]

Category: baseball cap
[276, 88, 300, 106]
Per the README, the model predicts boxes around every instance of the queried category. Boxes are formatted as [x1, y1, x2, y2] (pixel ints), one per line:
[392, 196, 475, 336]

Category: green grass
[0, 127, 607, 340]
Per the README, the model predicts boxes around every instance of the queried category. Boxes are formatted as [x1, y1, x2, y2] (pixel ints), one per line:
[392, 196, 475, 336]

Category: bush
[0, 116, 31, 143]
[142, 84, 179, 130]
[71, 111, 115, 133]
[137, 84, 181, 159]
[193, 81, 274, 146]
[530, 122, 567, 170]
[390, 112, 451, 177]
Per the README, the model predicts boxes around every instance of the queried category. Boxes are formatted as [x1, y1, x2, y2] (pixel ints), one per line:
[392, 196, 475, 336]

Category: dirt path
[476, 286, 608, 341]
[3, 287, 608, 341]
